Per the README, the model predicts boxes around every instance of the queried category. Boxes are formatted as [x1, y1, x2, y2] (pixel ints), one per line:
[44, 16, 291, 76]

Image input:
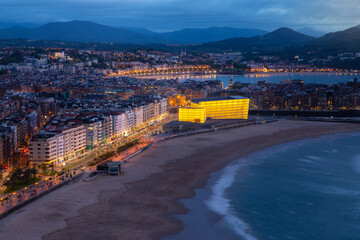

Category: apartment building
[0, 126, 16, 166]
[155, 97, 169, 118]
[83, 117, 103, 149]
[112, 112, 126, 137]
[125, 110, 134, 132]
[29, 124, 86, 169]
[143, 102, 155, 122]
[133, 106, 144, 128]
[29, 132, 61, 168]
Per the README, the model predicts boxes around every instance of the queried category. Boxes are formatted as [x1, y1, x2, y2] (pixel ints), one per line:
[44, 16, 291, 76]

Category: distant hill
[307, 25, 360, 52]
[297, 27, 325, 38]
[196, 27, 314, 52]
[116, 26, 157, 36]
[0, 22, 41, 30]
[157, 27, 268, 43]
[0, 21, 169, 44]
[260, 28, 314, 45]
[0, 21, 268, 45]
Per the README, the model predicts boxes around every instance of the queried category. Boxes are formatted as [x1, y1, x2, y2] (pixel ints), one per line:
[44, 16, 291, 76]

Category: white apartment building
[29, 132, 62, 168]
[133, 106, 144, 128]
[29, 125, 86, 169]
[62, 125, 86, 159]
[154, 97, 169, 119]
[113, 112, 126, 137]
[125, 110, 134, 133]
[143, 103, 155, 122]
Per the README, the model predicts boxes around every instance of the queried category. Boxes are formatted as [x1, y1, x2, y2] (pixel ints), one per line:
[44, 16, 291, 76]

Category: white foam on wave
[205, 161, 258, 240]
[304, 182, 360, 197]
[203, 132, 360, 240]
[299, 155, 324, 165]
[299, 158, 319, 165]
[322, 149, 338, 153]
[345, 145, 357, 149]
[307, 156, 323, 161]
[319, 185, 360, 197]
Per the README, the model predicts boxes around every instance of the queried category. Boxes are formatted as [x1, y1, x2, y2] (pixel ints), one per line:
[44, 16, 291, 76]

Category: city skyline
[1, 0, 359, 32]
[1, 1, 360, 239]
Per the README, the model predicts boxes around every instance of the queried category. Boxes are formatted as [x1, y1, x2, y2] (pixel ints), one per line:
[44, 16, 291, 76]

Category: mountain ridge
[304, 25, 360, 52]
[3, 21, 360, 55]
[195, 27, 315, 52]
[0, 21, 169, 44]
[0, 21, 269, 45]
[157, 27, 268, 43]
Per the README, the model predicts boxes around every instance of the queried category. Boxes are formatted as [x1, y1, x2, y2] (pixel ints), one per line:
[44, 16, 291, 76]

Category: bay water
[163, 133, 360, 240]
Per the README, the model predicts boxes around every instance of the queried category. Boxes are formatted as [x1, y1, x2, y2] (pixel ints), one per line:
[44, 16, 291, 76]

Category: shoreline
[134, 71, 360, 80]
[164, 131, 360, 240]
[1, 121, 360, 240]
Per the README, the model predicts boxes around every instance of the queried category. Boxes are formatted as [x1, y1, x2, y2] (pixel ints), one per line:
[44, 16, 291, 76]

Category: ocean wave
[345, 145, 356, 149]
[307, 156, 323, 161]
[322, 149, 338, 153]
[352, 153, 360, 174]
[320, 185, 360, 197]
[205, 161, 258, 240]
[299, 157, 320, 165]
[203, 132, 360, 240]
[304, 182, 360, 197]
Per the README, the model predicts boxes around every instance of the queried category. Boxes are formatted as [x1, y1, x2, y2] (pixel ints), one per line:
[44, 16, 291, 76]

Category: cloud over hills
[0, 0, 359, 31]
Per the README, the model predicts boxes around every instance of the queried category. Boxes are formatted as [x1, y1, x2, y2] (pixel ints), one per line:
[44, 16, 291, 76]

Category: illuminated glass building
[179, 107, 206, 123]
[179, 96, 250, 123]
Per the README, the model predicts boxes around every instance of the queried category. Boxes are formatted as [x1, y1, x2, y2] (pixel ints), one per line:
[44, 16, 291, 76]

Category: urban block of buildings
[28, 95, 168, 170]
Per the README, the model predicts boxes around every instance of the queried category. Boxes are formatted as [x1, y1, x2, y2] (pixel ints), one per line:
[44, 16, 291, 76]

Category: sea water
[178, 73, 360, 87]
[163, 133, 360, 240]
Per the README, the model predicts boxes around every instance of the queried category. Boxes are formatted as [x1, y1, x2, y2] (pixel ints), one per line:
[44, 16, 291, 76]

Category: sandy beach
[1, 120, 360, 240]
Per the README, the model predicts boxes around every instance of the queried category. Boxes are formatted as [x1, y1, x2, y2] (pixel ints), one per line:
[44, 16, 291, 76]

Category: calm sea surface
[163, 133, 360, 240]
[173, 72, 360, 87]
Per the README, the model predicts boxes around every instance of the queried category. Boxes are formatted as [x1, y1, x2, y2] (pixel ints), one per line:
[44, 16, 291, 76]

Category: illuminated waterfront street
[0, 113, 174, 215]
[0, 169, 83, 214]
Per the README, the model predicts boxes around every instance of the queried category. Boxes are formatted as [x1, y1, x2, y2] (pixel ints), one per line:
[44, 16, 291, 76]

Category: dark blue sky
[1, 0, 359, 32]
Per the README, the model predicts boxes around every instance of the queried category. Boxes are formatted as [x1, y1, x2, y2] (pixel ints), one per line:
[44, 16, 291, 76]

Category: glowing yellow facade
[179, 96, 250, 123]
[179, 107, 206, 123]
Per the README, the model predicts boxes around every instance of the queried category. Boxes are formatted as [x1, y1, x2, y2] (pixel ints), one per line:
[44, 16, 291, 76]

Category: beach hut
[96, 161, 122, 175]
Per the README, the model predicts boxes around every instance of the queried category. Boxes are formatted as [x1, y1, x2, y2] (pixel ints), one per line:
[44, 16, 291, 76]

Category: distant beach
[1, 120, 360, 240]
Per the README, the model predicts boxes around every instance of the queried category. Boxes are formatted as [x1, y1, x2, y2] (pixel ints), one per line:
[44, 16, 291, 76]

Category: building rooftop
[33, 132, 59, 140]
[107, 161, 122, 166]
[97, 160, 122, 167]
[192, 96, 248, 104]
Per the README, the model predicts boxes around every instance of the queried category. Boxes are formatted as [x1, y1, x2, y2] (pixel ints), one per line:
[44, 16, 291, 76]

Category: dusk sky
[1, 0, 359, 32]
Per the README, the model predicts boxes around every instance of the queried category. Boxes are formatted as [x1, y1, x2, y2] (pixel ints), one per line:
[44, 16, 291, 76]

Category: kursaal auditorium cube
[179, 96, 250, 123]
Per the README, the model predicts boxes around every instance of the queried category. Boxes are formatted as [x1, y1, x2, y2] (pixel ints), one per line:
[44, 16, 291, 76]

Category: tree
[4, 173, 19, 189]
[40, 164, 48, 173]
[4, 179, 15, 189]
[12, 167, 23, 180]
[31, 168, 37, 180]
[0, 50, 24, 65]
[23, 168, 32, 183]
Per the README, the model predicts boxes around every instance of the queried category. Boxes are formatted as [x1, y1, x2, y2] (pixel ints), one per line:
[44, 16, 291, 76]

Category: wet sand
[0, 120, 360, 240]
